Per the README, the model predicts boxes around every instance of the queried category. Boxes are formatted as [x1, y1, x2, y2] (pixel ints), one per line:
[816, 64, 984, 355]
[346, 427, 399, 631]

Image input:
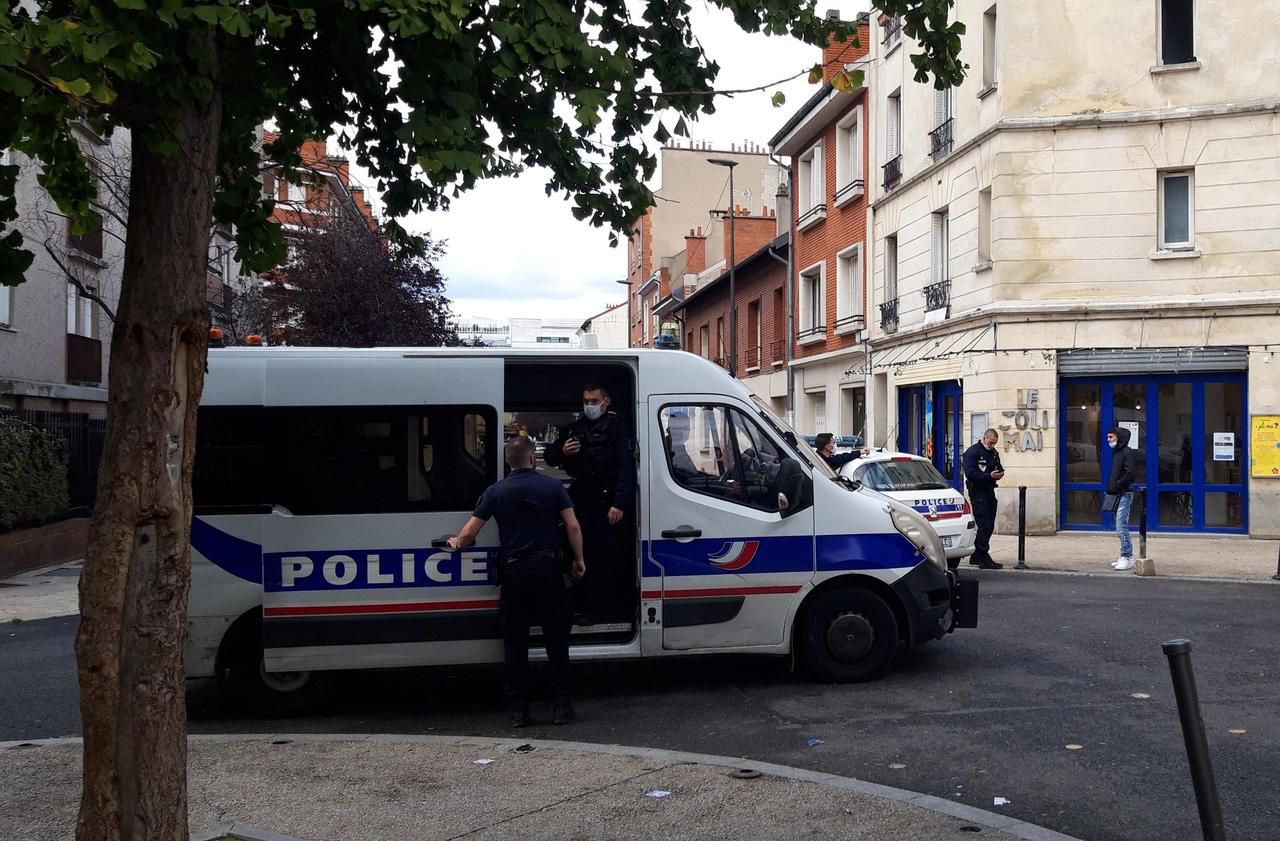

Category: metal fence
[1, 408, 107, 512]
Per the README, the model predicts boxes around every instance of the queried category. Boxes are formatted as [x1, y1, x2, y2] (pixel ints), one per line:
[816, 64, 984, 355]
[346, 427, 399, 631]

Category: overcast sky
[394, 0, 872, 323]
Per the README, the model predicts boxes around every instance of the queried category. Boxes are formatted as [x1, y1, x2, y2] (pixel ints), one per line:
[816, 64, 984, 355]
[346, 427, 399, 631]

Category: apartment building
[2, 128, 252, 415]
[577, 302, 629, 349]
[768, 12, 872, 439]
[626, 143, 782, 347]
[866, 0, 1280, 538]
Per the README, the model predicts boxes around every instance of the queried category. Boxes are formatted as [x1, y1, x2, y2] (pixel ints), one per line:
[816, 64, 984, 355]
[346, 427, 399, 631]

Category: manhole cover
[729, 768, 762, 780]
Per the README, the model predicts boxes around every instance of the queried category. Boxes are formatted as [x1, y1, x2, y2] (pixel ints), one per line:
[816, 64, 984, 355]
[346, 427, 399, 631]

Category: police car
[838, 452, 976, 569]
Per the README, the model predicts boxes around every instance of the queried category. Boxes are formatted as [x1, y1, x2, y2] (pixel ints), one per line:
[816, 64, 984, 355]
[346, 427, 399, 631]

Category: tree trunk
[74, 52, 222, 841]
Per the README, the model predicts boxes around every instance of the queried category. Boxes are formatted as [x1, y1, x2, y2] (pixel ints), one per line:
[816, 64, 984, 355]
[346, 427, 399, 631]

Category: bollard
[1139, 486, 1149, 561]
[1015, 486, 1028, 570]
[1162, 640, 1227, 841]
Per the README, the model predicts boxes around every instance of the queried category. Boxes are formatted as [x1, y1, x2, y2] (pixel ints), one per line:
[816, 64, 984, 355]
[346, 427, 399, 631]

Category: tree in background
[0, 0, 962, 838]
[273, 218, 460, 347]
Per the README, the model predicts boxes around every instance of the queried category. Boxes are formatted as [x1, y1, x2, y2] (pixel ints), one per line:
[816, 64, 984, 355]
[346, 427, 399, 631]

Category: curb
[974, 566, 1280, 585]
[3, 733, 1082, 841]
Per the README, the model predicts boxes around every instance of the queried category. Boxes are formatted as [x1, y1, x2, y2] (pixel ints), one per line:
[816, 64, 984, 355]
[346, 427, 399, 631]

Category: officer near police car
[963, 428, 1006, 570]
[449, 436, 585, 727]
[545, 381, 635, 622]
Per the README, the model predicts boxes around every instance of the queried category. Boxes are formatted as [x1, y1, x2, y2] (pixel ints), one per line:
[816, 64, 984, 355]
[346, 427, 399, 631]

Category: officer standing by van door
[963, 428, 1006, 570]
[449, 437, 585, 727]
[545, 381, 635, 623]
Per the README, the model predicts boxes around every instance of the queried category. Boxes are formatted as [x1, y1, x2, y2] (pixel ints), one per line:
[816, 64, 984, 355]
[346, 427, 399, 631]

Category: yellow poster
[1251, 415, 1280, 478]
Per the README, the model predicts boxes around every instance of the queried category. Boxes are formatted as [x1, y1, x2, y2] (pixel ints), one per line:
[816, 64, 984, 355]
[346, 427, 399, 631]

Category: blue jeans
[1115, 492, 1134, 558]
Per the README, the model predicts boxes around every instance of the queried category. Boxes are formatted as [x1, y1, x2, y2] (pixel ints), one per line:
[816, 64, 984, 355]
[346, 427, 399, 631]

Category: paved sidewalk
[0, 735, 1075, 841]
[989, 532, 1280, 580]
[0, 562, 80, 622]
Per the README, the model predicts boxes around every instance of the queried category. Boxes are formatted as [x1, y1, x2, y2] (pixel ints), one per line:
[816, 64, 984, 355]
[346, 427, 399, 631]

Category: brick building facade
[769, 12, 872, 440]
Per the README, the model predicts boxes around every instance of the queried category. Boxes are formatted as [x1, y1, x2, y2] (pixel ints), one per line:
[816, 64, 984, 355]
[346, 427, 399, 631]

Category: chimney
[775, 181, 791, 235]
[723, 208, 783, 267]
[822, 12, 870, 83]
[685, 226, 707, 275]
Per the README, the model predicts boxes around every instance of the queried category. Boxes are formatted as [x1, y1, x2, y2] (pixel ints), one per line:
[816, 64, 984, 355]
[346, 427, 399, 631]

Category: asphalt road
[3, 573, 1278, 841]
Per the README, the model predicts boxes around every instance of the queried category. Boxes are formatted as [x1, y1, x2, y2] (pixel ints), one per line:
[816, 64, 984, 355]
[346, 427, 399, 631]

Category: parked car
[839, 452, 976, 569]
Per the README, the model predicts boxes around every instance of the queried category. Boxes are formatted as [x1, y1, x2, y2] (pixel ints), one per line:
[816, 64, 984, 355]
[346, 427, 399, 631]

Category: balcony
[744, 346, 762, 371]
[796, 202, 827, 232]
[929, 118, 954, 161]
[923, 279, 951, 312]
[878, 298, 899, 334]
[769, 339, 785, 366]
[834, 313, 864, 336]
[797, 325, 827, 345]
[834, 179, 865, 208]
[882, 155, 902, 192]
[66, 333, 102, 385]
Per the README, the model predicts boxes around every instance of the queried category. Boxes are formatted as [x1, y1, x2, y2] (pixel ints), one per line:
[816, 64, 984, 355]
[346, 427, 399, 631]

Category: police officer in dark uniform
[449, 437, 585, 727]
[544, 381, 635, 622]
[962, 428, 1006, 570]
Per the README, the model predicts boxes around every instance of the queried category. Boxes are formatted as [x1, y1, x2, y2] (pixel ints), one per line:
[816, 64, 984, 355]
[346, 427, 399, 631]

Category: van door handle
[431, 537, 452, 548]
[662, 527, 702, 539]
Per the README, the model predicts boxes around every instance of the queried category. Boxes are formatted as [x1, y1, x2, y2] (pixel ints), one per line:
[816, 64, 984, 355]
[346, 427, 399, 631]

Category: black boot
[552, 692, 575, 725]
[509, 697, 530, 728]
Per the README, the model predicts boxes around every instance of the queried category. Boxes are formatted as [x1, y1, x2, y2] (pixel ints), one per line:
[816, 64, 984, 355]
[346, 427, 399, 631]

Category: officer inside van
[545, 381, 635, 623]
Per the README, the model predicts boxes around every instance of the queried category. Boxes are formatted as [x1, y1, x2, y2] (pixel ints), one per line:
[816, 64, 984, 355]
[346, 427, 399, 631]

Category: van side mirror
[782, 430, 797, 448]
[776, 457, 812, 518]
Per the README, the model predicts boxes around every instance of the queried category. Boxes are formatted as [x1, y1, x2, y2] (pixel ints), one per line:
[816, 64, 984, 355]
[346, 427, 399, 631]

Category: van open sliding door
[260, 354, 505, 673]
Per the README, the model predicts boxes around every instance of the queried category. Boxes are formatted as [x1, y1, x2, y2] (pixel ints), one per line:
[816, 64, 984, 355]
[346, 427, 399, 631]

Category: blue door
[898, 383, 964, 493]
[1059, 375, 1247, 533]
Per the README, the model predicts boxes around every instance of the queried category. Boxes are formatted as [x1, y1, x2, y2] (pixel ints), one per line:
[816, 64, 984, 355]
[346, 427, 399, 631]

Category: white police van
[837, 453, 978, 569]
[188, 347, 978, 712]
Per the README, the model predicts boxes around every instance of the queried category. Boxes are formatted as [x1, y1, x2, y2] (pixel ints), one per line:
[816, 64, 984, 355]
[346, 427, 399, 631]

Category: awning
[845, 323, 995, 377]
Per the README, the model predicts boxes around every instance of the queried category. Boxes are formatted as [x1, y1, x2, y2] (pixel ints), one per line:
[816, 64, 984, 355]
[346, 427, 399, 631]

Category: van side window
[660, 405, 787, 513]
[194, 405, 497, 514]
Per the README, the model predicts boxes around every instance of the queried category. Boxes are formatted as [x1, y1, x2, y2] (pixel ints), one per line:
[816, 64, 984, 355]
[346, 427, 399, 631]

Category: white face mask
[1108, 440, 1117, 449]
[583, 404, 605, 422]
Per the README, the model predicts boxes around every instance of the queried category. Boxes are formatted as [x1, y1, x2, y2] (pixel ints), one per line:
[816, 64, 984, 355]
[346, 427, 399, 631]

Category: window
[536, 336, 570, 344]
[931, 209, 950, 286]
[798, 262, 825, 341]
[746, 299, 762, 369]
[884, 234, 899, 301]
[66, 283, 96, 338]
[699, 325, 710, 358]
[887, 91, 902, 159]
[716, 316, 725, 363]
[811, 392, 827, 431]
[978, 188, 993, 264]
[0, 285, 11, 327]
[835, 107, 864, 204]
[66, 211, 104, 260]
[882, 14, 903, 50]
[982, 5, 998, 90]
[659, 405, 798, 513]
[797, 143, 825, 227]
[835, 244, 862, 333]
[1160, 0, 1194, 65]
[262, 171, 276, 201]
[193, 405, 497, 514]
[930, 87, 954, 160]
[1159, 170, 1194, 250]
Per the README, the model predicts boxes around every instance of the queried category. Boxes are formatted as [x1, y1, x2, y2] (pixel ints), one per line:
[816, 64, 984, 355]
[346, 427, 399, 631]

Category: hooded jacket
[1106, 427, 1139, 495]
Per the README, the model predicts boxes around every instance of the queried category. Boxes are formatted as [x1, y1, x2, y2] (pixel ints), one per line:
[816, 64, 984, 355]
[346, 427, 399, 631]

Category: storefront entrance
[1059, 375, 1247, 533]
[899, 382, 964, 492]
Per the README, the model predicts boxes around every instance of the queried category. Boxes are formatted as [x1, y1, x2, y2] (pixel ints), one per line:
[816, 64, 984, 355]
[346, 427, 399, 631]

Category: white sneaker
[1114, 558, 1135, 571]
[1110, 558, 1123, 568]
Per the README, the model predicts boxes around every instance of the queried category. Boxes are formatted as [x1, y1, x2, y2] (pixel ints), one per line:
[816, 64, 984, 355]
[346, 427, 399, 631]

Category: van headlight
[889, 504, 947, 573]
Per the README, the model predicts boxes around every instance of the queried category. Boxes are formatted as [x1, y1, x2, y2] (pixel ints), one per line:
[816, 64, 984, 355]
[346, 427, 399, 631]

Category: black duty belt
[502, 548, 561, 566]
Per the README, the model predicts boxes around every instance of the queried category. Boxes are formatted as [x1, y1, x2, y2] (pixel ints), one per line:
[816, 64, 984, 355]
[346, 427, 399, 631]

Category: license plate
[941, 536, 954, 548]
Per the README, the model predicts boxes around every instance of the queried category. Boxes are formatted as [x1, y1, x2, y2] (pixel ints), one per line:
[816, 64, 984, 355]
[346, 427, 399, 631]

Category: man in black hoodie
[1106, 426, 1140, 571]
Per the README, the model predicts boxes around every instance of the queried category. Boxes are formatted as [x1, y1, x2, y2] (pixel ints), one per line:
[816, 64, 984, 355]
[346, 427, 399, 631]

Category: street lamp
[707, 157, 738, 377]
[615, 278, 631, 347]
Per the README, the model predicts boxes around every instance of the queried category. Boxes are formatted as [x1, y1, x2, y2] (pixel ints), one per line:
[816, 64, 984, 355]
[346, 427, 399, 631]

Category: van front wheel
[800, 588, 900, 683]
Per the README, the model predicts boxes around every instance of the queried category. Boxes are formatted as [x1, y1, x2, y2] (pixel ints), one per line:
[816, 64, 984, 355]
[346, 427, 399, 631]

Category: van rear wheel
[223, 631, 330, 716]
[800, 588, 900, 683]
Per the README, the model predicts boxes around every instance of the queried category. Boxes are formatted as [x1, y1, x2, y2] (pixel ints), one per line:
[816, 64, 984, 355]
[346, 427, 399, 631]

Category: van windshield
[858, 459, 951, 492]
[749, 395, 835, 479]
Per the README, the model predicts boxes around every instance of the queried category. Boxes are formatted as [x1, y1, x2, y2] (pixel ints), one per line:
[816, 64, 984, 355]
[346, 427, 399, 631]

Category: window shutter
[887, 97, 900, 158]
[931, 214, 943, 284]
[851, 107, 863, 181]
[812, 145, 824, 207]
[934, 87, 951, 128]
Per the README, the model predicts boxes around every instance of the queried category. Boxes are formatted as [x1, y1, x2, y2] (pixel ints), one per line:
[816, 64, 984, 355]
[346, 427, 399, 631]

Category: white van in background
[187, 347, 978, 713]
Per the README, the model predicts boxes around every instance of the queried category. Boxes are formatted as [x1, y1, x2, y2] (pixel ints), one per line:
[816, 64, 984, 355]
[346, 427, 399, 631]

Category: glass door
[935, 383, 963, 492]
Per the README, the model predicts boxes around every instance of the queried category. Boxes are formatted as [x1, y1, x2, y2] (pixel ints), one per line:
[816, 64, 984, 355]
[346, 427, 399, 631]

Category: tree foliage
[1, 0, 965, 282]
[273, 219, 461, 347]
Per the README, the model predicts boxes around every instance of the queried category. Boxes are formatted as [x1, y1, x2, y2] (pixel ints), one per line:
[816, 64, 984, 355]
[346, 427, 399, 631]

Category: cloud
[400, 0, 872, 323]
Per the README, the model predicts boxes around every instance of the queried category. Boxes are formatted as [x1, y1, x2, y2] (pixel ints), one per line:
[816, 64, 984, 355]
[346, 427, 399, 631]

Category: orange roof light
[245, 334, 263, 346]
[209, 327, 225, 340]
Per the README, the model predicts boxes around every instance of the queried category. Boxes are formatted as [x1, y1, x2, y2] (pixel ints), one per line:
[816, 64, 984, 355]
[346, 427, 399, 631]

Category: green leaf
[771, 90, 786, 107]
[50, 76, 92, 97]
[654, 122, 671, 144]
[90, 82, 117, 104]
[112, 0, 147, 9]
[192, 6, 219, 25]
[807, 63, 823, 84]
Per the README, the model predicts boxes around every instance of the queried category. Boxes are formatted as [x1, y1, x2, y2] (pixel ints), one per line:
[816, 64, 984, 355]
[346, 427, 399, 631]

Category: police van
[189, 347, 978, 712]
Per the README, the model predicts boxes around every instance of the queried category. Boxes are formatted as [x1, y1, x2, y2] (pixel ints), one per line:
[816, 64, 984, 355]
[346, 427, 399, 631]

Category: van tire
[799, 587, 900, 683]
[222, 624, 330, 716]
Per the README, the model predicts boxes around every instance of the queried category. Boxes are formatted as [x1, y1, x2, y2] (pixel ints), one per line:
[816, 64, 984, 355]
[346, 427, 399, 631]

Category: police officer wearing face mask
[962, 428, 1006, 570]
[545, 381, 636, 622]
